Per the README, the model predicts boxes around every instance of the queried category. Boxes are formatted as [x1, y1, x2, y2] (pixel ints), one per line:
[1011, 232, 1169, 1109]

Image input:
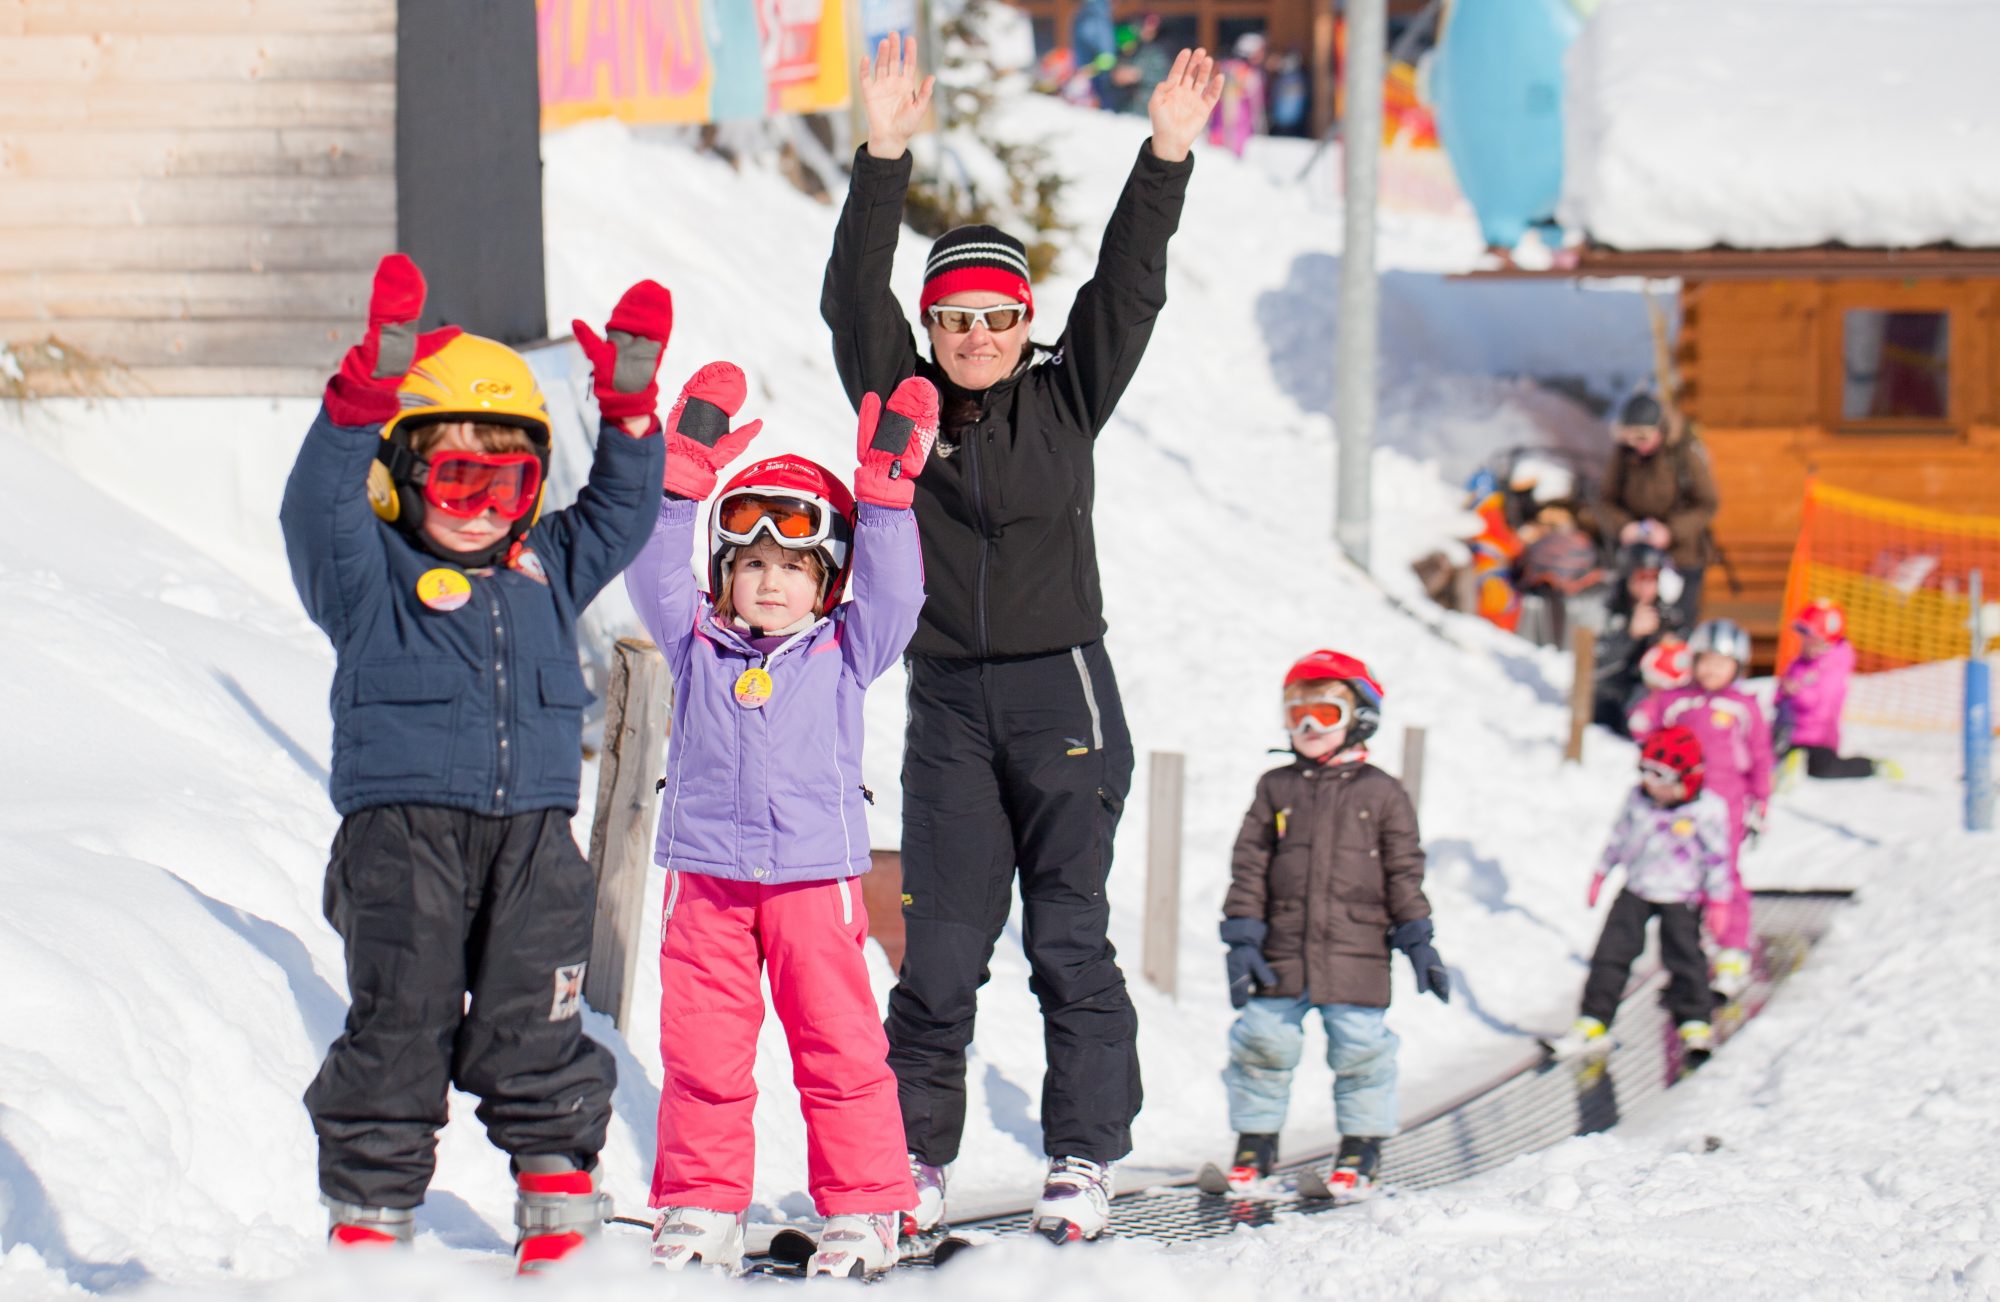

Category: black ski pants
[1581, 889, 1714, 1028]
[1788, 743, 1877, 780]
[305, 804, 616, 1209]
[886, 642, 1141, 1166]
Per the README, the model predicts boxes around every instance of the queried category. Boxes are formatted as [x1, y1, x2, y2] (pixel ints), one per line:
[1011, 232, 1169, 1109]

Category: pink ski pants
[1711, 795, 1755, 951]
[651, 871, 915, 1216]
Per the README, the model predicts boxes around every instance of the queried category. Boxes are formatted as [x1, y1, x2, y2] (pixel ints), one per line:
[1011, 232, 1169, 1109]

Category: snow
[1560, 0, 2000, 250]
[2, 90, 1993, 1300]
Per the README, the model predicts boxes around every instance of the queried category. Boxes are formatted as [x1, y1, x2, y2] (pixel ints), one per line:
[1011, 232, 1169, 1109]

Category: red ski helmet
[1639, 725, 1705, 802]
[1793, 597, 1846, 643]
[708, 454, 856, 618]
[1639, 639, 1692, 692]
[1282, 649, 1384, 747]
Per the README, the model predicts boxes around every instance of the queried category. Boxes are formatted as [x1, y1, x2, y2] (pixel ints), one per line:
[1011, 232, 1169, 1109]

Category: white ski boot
[1544, 1015, 1612, 1061]
[808, 1212, 900, 1278]
[901, 1155, 947, 1240]
[1711, 949, 1751, 1000]
[1031, 1156, 1113, 1243]
[650, 1206, 746, 1274]
[1678, 1019, 1715, 1054]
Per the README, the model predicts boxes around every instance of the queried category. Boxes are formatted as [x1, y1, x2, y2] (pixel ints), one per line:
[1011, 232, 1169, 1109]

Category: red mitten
[662, 362, 764, 500]
[573, 279, 673, 433]
[852, 376, 939, 509]
[324, 253, 461, 427]
[1586, 872, 1605, 908]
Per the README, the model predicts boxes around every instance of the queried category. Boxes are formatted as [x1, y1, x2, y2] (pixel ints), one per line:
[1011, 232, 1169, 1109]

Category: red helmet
[1639, 639, 1692, 691]
[1283, 650, 1384, 746]
[1793, 598, 1845, 643]
[1639, 725, 1705, 802]
[708, 455, 856, 617]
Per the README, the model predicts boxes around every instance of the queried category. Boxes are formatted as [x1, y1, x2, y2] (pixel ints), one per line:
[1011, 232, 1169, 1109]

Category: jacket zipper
[967, 399, 993, 658]
[488, 582, 512, 814]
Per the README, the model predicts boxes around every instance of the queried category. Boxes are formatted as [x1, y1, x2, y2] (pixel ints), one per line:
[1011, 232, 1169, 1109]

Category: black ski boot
[1228, 1133, 1278, 1187]
[1326, 1135, 1382, 1199]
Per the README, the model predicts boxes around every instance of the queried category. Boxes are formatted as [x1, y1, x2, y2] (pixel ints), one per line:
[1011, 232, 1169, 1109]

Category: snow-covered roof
[1559, 0, 2000, 251]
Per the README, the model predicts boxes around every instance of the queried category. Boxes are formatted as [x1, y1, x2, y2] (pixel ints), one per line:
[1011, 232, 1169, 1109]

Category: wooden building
[1561, 246, 2000, 667]
[0, 0, 542, 400]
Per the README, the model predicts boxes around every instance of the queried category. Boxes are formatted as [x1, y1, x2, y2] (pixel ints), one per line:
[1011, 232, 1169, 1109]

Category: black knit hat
[920, 225, 1034, 317]
[1618, 391, 1664, 427]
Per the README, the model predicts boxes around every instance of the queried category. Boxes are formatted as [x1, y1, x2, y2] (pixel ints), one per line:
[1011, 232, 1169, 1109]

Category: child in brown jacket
[1217, 651, 1447, 1197]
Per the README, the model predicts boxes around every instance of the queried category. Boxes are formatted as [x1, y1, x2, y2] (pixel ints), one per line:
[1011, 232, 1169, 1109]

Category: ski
[753, 1223, 982, 1275]
[1291, 1167, 1383, 1204]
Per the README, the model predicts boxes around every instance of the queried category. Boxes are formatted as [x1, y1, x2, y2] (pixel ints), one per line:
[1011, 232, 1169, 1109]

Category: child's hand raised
[852, 376, 939, 510]
[324, 253, 461, 428]
[574, 280, 673, 437]
[662, 362, 764, 500]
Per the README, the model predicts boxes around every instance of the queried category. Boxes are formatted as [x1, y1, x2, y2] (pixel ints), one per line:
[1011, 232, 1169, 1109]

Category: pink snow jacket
[1630, 684, 1774, 809]
[623, 496, 923, 883]
[1777, 638, 1854, 750]
[1595, 787, 1732, 906]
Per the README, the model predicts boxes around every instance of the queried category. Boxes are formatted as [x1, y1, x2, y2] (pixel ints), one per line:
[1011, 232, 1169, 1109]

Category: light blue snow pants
[1222, 995, 1399, 1137]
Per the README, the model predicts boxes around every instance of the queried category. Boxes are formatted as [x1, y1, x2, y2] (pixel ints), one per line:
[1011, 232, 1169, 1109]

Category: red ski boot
[324, 1199, 413, 1249]
[512, 1158, 612, 1275]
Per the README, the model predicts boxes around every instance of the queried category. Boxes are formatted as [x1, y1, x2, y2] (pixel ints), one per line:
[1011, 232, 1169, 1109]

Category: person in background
[1207, 32, 1268, 157]
[280, 255, 668, 1272]
[1071, 0, 1117, 108]
[1217, 651, 1447, 1197]
[1592, 542, 1691, 734]
[1598, 390, 1719, 620]
[1774, 599, 1902, 784]
[1546, 726, 1730, 1061]
[1267, 48, 1310, 136]
[1112, 13, 1175, 115]
[823, 33, 1223, 1245]
[1629, 618, 1772, 999]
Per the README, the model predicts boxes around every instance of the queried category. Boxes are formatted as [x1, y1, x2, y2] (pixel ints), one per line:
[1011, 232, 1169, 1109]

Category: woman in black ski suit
[821, 33, 1221, 1232]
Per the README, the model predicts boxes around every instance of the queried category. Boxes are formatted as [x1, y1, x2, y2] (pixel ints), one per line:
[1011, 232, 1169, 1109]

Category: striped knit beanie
[919, 225, 1034, 318]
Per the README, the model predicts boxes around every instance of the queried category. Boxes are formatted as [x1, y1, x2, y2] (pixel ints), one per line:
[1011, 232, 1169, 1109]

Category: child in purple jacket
[622, 365, 938, 1278]
[1775, 599, 1898, 782]
[1628, 617, 1772, 996]
[1547, 725, 1732, 1060]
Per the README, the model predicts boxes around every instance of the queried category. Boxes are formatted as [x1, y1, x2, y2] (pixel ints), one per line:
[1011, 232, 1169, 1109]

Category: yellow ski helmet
[366, 332, 554, 537]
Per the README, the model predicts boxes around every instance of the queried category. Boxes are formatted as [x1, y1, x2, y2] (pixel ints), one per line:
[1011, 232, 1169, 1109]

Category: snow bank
[1561, 0, 2000, 249]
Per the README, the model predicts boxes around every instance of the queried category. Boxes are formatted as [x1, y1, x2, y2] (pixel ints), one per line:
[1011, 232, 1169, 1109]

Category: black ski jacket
[821, 142, 1193, 659]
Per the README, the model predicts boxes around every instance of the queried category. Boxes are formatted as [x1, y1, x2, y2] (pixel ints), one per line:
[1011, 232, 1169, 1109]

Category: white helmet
[1689, 618, 1751, 665]
[1509, 451, 1575, 505]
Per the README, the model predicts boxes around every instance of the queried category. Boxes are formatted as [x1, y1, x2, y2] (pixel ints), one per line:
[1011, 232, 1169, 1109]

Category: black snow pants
[1581, 889, 1714, 1028]
[305, 804, 616, 1209]
[886, 641, 1141, 1166]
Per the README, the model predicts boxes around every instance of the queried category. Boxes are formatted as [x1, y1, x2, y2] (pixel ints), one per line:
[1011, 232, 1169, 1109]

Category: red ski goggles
[714, 492, 835, 549]
[420, 450, 542, 521]
[1284, 696, 1352, 736]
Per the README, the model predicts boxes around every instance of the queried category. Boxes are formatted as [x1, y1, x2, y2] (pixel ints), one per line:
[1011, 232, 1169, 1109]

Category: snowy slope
[3, 94, 1986, 1300]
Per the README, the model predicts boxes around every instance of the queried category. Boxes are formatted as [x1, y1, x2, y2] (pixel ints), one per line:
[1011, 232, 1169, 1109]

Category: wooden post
[1566, 625, 1597, 764]
[1401, 725, 1427, 816]
[1144, 750, 1184, 998]
[585, 638, 671, 1030]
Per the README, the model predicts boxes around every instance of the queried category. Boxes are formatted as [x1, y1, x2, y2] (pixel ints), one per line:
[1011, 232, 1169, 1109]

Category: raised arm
[623, 495, 704, 673]
[839, 377, 937, 680]
[280, 254, 458, 639]
[821, 34, 930, 410]
[1043, 48, 1218, 435]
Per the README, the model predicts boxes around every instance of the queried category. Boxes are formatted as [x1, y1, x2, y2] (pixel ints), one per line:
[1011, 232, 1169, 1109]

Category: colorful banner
[538, 0, 852, 130]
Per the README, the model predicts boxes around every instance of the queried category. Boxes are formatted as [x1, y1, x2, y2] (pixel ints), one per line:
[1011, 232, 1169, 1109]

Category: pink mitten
[1587, 873, 1606, 909]
[661, 362, 764, 500]
[852, 376, 939, 509]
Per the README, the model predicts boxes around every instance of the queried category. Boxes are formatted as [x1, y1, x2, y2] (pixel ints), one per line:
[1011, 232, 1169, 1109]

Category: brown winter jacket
[1221, 758, 1430, 1007]
[1596, 431, 1720, 571]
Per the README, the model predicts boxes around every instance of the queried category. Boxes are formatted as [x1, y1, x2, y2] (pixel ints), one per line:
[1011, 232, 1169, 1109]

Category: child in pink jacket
[1775, 599, 1896, 781]
[1628, 617, 1771, 995]
[622, 365, 938, 1278]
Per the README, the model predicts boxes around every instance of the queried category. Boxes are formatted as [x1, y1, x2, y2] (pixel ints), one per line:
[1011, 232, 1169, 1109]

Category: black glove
[1390, 918, 1450, 1004]
[1220, 917, 1277, 1009]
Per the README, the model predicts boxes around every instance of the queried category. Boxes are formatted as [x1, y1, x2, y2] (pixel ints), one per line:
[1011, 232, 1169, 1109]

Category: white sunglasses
[925, 302, 1028, 334]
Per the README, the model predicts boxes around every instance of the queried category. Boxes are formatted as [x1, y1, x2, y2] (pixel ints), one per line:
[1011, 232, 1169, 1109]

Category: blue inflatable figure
[1429, 0, 1582, 252]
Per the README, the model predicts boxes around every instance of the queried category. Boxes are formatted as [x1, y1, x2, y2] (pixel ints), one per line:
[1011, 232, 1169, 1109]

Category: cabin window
[1840, 310, 1950, 422]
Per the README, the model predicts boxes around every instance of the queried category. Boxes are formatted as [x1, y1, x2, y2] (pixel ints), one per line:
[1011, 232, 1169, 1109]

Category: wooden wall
[1680, 275, 2000, 660]
[0, 0, 397, 397]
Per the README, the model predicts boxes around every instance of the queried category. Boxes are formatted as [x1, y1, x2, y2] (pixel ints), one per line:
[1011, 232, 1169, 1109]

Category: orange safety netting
[1779, 479, 2000, 729]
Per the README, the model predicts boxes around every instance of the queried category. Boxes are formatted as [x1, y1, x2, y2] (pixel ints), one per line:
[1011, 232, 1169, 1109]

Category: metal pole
[1144, 751, 1185, 997]
[1336, 0, 1385, 570]
[1968, 569, 1992, 831]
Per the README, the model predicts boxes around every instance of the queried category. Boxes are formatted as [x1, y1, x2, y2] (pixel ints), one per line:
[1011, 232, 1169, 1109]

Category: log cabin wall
[1680, 274, 2000, 664]
[0, 0, 398, 398]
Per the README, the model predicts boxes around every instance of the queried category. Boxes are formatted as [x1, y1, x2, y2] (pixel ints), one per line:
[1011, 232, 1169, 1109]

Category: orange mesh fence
[1779, 480, 2000, 730]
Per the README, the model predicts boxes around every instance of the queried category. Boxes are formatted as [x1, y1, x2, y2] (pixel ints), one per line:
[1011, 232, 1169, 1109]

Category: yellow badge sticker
[1672, 817, 1695, 837]
[901, 893, 915, 907]
[1275, 809, 1290, 838]
[1711, 709, 1735, 729]
[415, 567, 471, 612]
[733, 667, 774, 709]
